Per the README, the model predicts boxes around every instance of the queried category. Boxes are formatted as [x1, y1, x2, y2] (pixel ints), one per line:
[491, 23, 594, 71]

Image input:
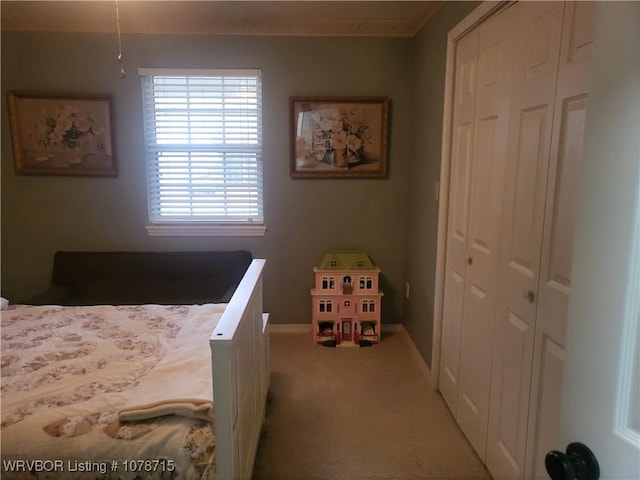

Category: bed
[1, 254, 268, 480]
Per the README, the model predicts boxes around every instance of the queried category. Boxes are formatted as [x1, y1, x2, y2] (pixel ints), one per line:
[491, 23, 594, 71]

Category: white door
[455, 4, 515, 458]
[439, 25, 479, 413]
[556, 3, 640, 479]
[485, 2, 565, 476]
[439, 3, 516, 458]
[525, 2, 594, 478]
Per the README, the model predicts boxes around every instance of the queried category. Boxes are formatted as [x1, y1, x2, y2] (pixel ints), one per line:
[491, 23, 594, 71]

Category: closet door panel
[488, 309, 533, 470]
[538, 95, 587, 343]
[486, 2, 564, 478]
[457, 114, 505, 454]
[564, 1, 594, 65]
[528, 336, 566, 479]
[509, 106, 551, 278]
[525, 3, 594, 477]
[439, 28, 479, 412]
[456, 4, 516, 459]
[440, 268, 465, 411]
[450, 122, 474, 252]
[467, 116, 501, 270]
[498, 1, 563, 321]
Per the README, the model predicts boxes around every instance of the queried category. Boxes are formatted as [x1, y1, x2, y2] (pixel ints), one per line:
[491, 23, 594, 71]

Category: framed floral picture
[7, 92, 116, 176]
[290, 96, 389, 178]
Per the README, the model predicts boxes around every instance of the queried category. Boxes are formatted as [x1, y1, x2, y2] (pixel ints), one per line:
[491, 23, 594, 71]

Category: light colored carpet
[252, 331, 491, 480]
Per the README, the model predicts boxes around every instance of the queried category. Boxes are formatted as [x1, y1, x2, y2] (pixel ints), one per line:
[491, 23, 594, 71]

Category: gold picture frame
[290, 96, 389, 178]
[7, 91, 117, 176]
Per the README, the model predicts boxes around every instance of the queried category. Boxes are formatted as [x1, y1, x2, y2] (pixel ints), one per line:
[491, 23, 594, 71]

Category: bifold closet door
[439, 4, 516, 459]
[524, 3, 594, 478]
[484, 2, 564, 476]
[485, 2, 594, 479]
[439, 26, 479, 414]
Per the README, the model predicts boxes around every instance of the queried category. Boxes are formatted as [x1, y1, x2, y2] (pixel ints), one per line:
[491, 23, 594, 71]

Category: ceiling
[1, 1, 442, 37]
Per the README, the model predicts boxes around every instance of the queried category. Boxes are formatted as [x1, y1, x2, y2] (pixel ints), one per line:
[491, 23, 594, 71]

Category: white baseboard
[269, 324, 310, 334]
[397, 325, 433, 389]
[269, 323, 433, 388]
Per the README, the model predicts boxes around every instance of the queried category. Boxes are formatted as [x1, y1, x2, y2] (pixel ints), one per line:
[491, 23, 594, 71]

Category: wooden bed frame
[210, 259, 269, 480]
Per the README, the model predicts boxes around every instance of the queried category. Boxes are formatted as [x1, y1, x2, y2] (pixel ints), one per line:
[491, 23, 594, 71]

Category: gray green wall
[1, 2, 478, 369]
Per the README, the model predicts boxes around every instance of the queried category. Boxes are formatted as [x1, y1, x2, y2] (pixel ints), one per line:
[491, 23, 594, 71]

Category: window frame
[139, 68, 266, 237]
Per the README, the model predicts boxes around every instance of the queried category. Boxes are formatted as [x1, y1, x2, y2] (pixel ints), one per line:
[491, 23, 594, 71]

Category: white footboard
[210, 259, 268, 480]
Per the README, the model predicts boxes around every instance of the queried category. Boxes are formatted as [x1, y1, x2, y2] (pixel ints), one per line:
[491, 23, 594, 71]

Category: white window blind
[140, 69, 263, 232]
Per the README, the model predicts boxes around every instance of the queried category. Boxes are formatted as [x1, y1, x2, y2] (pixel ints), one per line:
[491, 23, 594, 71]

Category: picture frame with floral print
[290, 96, 389, 178]
[7, 92, 116, 176]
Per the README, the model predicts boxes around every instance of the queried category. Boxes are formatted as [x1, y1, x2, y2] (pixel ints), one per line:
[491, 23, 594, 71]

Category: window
[319, 300, 333, 313]
[321, 277, 336, 290]
[361, 300, 375, 312]
[139, 68, 265, 236]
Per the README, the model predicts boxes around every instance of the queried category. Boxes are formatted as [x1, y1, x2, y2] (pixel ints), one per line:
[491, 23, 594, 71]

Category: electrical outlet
[405, 282, 410, 299]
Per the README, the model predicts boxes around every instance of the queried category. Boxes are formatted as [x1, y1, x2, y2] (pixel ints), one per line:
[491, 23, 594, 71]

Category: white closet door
[525, 3, 594, 478]
[439, 26, 479, 413]
[454, 4, 516, 458]
[558, 4, 640, 477]
[485, 2, 565, 477]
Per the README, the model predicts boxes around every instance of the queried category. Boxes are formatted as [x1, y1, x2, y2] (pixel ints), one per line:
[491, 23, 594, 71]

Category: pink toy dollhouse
[311, 251, 383, 346]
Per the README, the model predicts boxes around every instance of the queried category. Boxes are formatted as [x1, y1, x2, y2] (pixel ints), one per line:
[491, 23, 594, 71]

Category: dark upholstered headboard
[24, 250, 253, 306]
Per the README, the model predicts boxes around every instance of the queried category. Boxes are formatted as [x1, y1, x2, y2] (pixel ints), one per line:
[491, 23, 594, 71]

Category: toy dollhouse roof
[316, 252, 377, 270]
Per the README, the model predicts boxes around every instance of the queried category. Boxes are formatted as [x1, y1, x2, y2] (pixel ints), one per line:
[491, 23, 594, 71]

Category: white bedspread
[1, 303, 224, 479]
[119, 304, 224, 422]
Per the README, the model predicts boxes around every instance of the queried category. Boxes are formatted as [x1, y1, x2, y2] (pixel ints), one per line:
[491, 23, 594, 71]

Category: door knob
[525, 290, 536, 303]
[465, 254, 473, 266]
[545, 442, 600, 480]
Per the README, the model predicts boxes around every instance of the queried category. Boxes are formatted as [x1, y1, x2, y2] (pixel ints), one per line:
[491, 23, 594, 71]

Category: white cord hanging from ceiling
[115, 0, 125, 78]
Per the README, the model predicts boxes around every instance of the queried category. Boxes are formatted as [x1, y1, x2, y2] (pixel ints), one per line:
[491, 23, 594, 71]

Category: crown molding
[1, 1, 441, 37]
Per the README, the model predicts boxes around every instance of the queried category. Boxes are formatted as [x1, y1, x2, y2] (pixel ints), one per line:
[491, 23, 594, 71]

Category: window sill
[146, 224, 267, 237]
